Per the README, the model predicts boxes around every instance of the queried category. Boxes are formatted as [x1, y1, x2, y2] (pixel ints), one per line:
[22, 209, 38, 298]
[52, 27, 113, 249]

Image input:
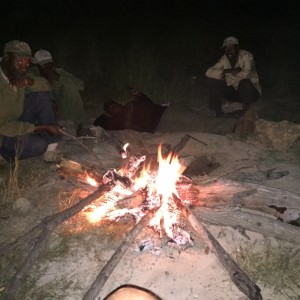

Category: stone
[254, 119, 300, 151]
[12, 197, 33, 214]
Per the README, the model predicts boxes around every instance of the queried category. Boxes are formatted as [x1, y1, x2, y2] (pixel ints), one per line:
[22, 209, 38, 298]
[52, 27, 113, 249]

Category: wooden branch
[3, 182, 115, 300]
[59, 129, 103, 166]
[191, 179, 300, 223]
[193, 208, 300, 245]
[186, 134, 208, 146]
[83, 207, 159, 300]
[173, 195, 262, 300]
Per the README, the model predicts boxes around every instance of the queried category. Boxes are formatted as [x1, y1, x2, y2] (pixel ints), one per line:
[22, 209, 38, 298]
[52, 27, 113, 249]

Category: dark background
[2, 0, 300, 122]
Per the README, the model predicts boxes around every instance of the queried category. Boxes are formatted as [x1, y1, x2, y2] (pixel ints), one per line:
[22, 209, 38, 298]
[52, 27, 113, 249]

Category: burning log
[57, 157, 104, 186]
[83, 206, 159, 300]
[173, 195, 263, 300]
[2, 182, 115, 300]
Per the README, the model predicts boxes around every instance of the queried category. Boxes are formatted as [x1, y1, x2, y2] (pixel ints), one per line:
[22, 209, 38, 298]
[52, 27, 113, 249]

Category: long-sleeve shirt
[29, 66, 86, 127]
[50, 68, 85, 126]
[206, 49, 261, 95]
[0, 67, 51, 137]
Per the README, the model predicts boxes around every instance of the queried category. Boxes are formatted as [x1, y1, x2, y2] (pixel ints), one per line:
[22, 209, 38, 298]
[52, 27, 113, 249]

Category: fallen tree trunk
[83, 207, 159, 300]
[193, 208, 300, 244]
[2, 182, 115, 300]
[190, 179, 300, 224]
[174, 195, 263, 300]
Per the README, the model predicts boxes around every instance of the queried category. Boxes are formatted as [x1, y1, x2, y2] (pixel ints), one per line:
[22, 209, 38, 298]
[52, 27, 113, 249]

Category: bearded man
[206, 36, 261, 118]
[0, 40, 62, 163]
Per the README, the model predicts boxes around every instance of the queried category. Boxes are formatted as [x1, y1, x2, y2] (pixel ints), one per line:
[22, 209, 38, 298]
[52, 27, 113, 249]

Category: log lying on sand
[190, 179, 300, 224]
[177, 179, 300, 244]
[174, 195, 263, 300]
[193, 208, 300, 245]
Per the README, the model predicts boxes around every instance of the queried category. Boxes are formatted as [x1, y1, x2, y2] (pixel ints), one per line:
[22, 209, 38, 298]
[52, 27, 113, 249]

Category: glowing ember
[87, 204, 112, 223]
[86, 175, 98, 187]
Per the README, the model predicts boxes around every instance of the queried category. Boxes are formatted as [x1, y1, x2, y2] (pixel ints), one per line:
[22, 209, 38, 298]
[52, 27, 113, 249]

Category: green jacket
[0, 67, 50, 137]
[29, 66, 86, 126]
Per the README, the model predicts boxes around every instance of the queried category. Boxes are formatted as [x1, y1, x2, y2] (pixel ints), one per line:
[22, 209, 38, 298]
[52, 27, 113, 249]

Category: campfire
[3, 128, 300, 300]
[82, 143, 193, 246]
[4, 135, 276, 300]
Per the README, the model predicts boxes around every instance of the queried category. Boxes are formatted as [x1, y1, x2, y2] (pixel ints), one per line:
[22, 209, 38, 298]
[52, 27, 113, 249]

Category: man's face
[224, 44, 239, 60]
[6, 53, 31, 76]
[38, 62, 55, 77]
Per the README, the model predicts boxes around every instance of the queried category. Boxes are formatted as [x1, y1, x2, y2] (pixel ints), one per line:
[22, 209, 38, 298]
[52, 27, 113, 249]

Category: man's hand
[222, 67, 242, 76]
[34, 124, 63, 136]
[8, 74, 34, 88]
[9, 73, 27, 88]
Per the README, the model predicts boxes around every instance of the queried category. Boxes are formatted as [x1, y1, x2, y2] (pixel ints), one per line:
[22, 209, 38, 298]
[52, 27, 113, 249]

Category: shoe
[43, 151, 62, 163]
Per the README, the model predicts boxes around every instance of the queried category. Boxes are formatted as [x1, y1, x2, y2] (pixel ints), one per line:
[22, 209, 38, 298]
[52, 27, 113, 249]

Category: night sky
[2, 0, 300, 120]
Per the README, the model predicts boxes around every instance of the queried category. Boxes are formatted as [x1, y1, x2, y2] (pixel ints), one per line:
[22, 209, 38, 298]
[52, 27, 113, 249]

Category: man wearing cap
[0, 40, 62, 163]
[206, 36, 261, 118]
[33, 49, 86, 136]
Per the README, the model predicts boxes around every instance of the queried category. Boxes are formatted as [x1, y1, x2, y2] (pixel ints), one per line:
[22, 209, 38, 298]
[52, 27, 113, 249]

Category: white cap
[221, 36, 239, 48]
[34, 49, 53, 65]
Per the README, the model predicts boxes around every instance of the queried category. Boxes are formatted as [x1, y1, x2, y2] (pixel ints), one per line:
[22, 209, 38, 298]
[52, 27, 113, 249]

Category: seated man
[0, 40, 62, 163]
[33, 49, 87, 136]
[94, 88, 167, 133]
[206, 36, 261, 118]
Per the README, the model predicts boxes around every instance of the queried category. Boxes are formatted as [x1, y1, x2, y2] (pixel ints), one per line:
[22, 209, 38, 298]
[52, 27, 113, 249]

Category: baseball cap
[221, 36, 239, 48]
[34, 49, 53, 65]
[4, 40, 32, 57]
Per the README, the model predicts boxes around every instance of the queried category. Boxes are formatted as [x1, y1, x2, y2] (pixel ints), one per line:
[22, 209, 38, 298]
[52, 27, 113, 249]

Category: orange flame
[84, 144, 186, 236]
[155, 144, 186, 198]
[151, 144, 186, 237]
[86, 175, 98, 187]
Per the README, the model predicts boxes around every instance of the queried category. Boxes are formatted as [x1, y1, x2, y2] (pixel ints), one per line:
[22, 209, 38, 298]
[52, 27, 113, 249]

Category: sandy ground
[0, 110, 300, 300]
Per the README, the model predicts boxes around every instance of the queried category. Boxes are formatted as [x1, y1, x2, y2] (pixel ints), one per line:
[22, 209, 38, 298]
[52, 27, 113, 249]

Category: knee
[35, 139, 49, 155]
[207, 78, 223, 94]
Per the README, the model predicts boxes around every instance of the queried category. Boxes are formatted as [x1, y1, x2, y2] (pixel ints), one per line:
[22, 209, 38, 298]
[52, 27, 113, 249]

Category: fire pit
[56, 142, 262, 300]
[82, 144, 193, 247]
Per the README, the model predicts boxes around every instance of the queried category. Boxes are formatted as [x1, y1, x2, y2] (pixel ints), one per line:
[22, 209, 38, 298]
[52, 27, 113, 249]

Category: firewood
[58, 158, 104, 183]
[59, 129, 102, 166]
[83, 207, 159, 300]
[190, 179, 300, 224]
[193, 208, 300, 245]
[115, 190, 147, 209]
[2, 182, 115, 300]
[173, 195, 263, 300]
